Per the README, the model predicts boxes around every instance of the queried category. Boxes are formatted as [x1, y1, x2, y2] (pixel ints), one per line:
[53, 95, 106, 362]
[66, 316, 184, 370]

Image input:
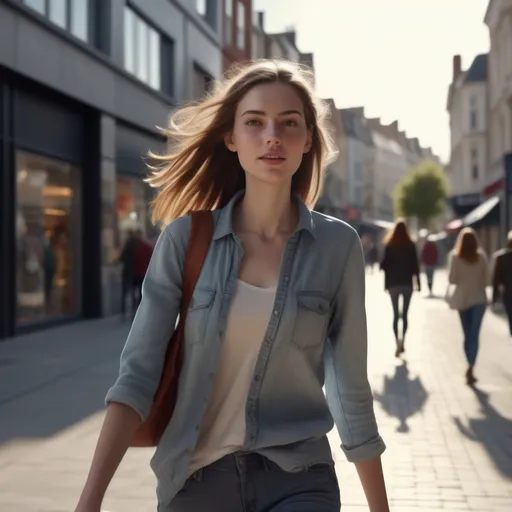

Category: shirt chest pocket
[185, 287, 216, 345]
[291, 292, 331, 350]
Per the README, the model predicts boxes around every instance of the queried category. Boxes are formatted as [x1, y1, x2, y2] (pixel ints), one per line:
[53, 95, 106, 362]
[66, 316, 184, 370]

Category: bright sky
[254, 0, 490, 164]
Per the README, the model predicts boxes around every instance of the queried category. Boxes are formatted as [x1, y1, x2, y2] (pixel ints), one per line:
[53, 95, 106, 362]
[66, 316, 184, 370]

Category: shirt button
[273, 310, 279, 316]
[284, 276, 289, 282]
[250, 434, 255, 441]
[255, 375, 261, 381]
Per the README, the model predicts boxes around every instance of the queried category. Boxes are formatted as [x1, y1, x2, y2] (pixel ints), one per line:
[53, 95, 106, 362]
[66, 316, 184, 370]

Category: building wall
[371, 133, 408, 221]
[0, 0, 223, 337]
[222, 0, 252, 70]
[448, 76, 487, 197]
[486, 0, 512, 189]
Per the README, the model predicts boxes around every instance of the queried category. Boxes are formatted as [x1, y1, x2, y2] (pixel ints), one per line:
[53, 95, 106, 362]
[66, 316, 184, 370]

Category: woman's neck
[233, 184, 298, 241]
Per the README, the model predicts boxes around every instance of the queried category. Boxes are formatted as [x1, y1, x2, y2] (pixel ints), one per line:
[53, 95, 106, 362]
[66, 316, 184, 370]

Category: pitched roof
[340, 109, 374, 146]
[464, 54, 488, 83]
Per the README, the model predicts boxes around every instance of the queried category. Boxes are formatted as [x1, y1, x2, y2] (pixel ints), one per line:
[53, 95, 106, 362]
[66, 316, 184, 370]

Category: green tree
[394, 161, 448, 228]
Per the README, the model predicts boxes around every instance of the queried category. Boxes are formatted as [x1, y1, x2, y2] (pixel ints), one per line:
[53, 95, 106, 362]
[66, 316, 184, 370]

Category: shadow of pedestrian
[373, 361, 428, 433]
[454, 387, 512, 478]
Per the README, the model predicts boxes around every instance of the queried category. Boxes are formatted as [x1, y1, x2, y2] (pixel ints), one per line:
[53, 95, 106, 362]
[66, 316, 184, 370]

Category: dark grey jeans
[161, 452, 341, 512]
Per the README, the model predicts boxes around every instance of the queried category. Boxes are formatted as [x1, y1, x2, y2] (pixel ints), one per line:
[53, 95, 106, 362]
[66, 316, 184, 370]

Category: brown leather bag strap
[179, 211, 214, 315]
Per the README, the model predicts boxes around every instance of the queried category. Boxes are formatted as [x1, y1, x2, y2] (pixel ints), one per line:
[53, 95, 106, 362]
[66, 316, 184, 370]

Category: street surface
[0, 270, 511, 511]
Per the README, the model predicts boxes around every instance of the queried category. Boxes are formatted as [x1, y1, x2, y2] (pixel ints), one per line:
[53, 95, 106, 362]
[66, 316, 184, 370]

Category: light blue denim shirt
[106, 191, 386, 506]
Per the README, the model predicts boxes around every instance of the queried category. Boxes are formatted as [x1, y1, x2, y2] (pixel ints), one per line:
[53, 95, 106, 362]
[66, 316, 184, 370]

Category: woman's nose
[264, 124, 281, 145]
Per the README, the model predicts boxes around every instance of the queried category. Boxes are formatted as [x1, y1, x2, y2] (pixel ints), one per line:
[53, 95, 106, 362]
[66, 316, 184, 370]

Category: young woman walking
[448, 228, 488, 385]
[380, 219, 420, 357]
[75, 60, 389, 512]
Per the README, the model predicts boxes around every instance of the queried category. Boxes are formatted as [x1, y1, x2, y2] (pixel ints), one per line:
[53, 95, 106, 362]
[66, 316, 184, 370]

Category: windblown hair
[146, 59, 338, 226]
[453, 227, 481, 263]
[383, 218, 414, 247]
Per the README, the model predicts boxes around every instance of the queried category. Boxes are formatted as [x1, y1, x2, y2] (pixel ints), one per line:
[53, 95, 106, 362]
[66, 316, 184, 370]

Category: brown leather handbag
[130, 210, 214, 447]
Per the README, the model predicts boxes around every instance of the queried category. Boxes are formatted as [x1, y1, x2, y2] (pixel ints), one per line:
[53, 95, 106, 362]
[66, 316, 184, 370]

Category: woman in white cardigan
[448, 228, 488, 386]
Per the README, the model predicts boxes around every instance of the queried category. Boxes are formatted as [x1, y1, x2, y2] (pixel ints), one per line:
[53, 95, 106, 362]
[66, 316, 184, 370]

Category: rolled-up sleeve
[105, 218, 187, 421]
[324, 230, 386, 462]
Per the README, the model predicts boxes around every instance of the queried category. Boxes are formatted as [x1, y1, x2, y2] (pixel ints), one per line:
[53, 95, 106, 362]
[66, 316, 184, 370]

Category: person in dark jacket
[420, 235, 438, 296]
[118, 230, 137, 321]
[132, 229, 154, 308]
[380, 219, 421, 357]
[492, 230, 512, 336]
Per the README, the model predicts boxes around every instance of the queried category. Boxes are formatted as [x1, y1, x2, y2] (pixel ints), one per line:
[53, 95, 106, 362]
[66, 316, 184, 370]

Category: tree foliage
[394, 161, 448, 227]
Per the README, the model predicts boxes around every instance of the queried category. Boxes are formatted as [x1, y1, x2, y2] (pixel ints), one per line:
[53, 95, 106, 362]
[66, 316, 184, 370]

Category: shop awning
[428, 231, 448, 242]
[363, 218, 395, 229]
[445, 218, 463, 231]
[462, 195, 500, 227]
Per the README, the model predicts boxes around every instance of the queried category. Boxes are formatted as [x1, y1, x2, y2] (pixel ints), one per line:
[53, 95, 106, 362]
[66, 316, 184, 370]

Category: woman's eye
[245, 119, 262, 126]
[283, 119, 299, 127]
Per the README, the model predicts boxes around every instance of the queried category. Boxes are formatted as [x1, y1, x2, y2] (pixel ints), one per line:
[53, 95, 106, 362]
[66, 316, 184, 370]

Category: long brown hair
[383, 218, 413, 247]
[453, 227, 481, 263]
[146, 59, 338, 226]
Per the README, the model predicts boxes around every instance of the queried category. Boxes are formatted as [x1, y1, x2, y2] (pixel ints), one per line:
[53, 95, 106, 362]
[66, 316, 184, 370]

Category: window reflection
[16, 152, 80, 326]
[70, 0, 88, 41]
[115, 177, 158, 254]
[49, 0, 67, 29]
[24, 0, 45, 15]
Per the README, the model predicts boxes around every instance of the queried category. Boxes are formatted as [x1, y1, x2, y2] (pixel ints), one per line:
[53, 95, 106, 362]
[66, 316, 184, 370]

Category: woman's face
[225, 82, 313, 187]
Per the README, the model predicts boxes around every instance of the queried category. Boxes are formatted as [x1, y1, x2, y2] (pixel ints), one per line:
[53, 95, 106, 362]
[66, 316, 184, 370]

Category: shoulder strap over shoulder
[180, 211, 214, 312]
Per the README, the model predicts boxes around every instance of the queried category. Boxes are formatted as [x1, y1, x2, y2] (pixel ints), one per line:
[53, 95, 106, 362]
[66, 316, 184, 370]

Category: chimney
[452, 55, 462, 82]
[257, 11, 265, 29]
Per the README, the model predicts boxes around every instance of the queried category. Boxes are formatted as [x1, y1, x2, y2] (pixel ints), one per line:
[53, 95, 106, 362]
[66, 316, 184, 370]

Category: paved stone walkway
[332, 270, 512, 511]
[0, 270, 511, 511]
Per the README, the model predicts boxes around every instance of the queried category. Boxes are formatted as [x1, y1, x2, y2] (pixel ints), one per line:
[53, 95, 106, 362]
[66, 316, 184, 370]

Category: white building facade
[447, 54, 488, 197]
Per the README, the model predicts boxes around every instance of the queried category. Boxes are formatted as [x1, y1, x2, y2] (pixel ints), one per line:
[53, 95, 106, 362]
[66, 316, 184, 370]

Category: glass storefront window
[16, 152, 81, 326]
[115, 176, 158, 256]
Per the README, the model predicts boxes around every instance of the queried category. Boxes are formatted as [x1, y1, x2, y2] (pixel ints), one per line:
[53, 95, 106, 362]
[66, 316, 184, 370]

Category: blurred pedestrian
[420, 234, 438, 296]
[132, 229, 153, 308]
[380, 219, 421, 357]
[367, 242, 379, 274]
[491, 230, 512, 336]
[75, 60, 389, 512]
[447, 228, 488, 385]
[118, 229, 137, 321]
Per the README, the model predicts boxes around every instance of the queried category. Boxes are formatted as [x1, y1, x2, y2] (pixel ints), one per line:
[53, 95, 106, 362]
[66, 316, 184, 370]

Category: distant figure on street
[380, 219, 421, 357]
[132, 229, 153, 308]
[420, 235, 438, 296]
[367, 242, 379, 274]
[447, 228, 488, 386]
[118, 230, 137, 321]
[491, 230, 512, 336]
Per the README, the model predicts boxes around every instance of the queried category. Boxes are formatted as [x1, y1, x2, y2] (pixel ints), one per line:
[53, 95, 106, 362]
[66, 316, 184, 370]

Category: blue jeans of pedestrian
[458, 304, 486, 366]
[162, 452, 341, 512]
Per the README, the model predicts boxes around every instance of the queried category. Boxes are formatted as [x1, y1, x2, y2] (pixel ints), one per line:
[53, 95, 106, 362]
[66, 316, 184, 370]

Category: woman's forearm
[355, 456, 390, 512]
[76, 402, 141, 508]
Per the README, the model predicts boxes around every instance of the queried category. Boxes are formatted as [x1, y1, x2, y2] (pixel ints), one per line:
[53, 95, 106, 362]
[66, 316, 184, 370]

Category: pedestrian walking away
[132, 229, 154, 309]
[447, 228, 488, 386]
[117, 229, 137, 321]
[491, 230, 512, 337]
[74, 60, 389, 512]
[420, 234, 438, 296]
[380, 219, 421, 357]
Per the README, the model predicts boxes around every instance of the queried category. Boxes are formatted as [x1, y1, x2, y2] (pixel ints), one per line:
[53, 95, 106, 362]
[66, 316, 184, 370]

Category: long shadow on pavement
[373, 361, 428, 433]
[0, 318, 129, 447]
[454, 386, 512, 478]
